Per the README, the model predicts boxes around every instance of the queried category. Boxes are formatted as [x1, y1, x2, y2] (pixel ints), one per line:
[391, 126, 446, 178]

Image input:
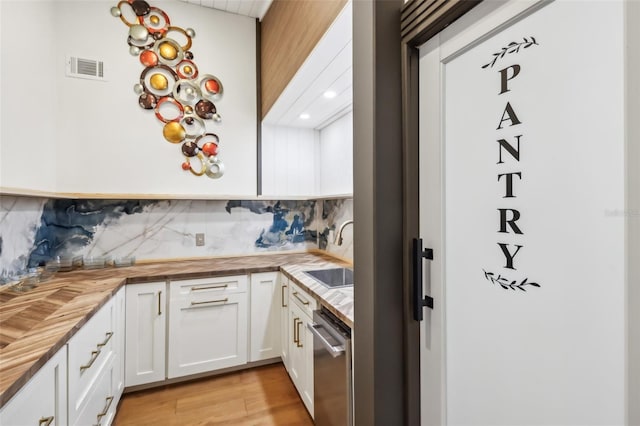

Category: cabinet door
[288, 302, 305, 393]
[301, 315, 314, 417]
[288, 301, 314, 417]
[280, 275, 290, 370]
[0, 346, 68, 426]
[125, 282, 167, 387]
[168, 287, 248, 378]
[113, 287, 126, 398]
[249, 272, 281, 362]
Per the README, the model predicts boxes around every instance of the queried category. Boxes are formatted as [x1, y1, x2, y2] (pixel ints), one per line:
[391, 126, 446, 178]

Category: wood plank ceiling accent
[401, 0, 481, 44]
[260, 0, 348, 119]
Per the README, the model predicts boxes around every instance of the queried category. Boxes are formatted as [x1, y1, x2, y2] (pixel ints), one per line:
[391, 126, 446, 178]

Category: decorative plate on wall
[111, 0, 225, 179]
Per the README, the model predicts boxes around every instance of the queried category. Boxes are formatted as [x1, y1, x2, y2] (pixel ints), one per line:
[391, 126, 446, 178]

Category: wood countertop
[0, 251, 351, 409]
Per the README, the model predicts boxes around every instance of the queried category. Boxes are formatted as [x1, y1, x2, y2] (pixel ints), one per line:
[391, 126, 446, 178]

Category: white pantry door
[417, 1, 629, 425]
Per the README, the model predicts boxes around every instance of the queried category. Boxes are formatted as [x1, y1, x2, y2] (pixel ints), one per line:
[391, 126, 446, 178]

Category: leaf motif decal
[481, 36, 539, 69]
[481, 270, 542, 291]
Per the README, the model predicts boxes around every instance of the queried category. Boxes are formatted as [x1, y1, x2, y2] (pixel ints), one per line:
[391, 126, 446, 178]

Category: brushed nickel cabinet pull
[281, 284, 287, 308]
[296, 319, 303, 348]
[293, 292, 309, 306]
[158, 290, 162, 316]
[191, 298, 228, 306]
[191, 284, 228, 291]
[39, 416, 54, 426]
[293, 317, 300, 343]
[80, 350, 100, 372]
[97, 331, 113, 348]
[95, 395, 114, 425]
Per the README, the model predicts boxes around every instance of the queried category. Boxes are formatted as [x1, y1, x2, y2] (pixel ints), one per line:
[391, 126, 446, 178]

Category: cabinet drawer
[0, 346, 67, 426]
[73, 358, 117, 426]
[171, 275, 248, 300]
[68, 298, 116, 424]
[289, 281, 317, 317]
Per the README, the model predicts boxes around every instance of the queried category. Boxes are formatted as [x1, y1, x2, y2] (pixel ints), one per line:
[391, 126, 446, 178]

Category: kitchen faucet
[334, 220, 353, 246]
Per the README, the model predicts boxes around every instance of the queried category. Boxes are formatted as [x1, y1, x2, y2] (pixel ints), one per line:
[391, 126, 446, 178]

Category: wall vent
[65, 56, 105, 81]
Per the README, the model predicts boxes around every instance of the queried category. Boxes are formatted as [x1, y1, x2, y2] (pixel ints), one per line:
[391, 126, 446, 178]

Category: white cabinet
[1, 289, 124, 426]
[168, 275, 248, 378]
[280, 274, 290, 370]
[73, 359, 119, 426]
[125, 282, 167, 387]
[249, 272, 281, 362]
[288, 281, 317, 417]
[113, 288, 126, 399]
[68, 289, 124, 426]
[0, 346, 68, 426]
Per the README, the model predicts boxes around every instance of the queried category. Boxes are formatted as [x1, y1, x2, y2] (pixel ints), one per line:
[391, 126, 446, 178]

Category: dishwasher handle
[308, 323, 345, 358]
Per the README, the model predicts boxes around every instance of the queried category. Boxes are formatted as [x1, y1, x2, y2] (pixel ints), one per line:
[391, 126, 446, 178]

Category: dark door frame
[352, 0, 480, 424]
[400, 1, 480, 424]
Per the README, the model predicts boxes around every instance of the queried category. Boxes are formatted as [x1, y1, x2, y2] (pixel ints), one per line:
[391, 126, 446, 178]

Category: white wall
[0, 1, 58, 192]
[1, 1, 257, 196]
[319, 111, 353, 195]
[261, 124, 318, 196]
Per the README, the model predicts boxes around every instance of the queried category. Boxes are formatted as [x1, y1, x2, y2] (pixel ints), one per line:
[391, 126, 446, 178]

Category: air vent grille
[66, 56, 106, 81]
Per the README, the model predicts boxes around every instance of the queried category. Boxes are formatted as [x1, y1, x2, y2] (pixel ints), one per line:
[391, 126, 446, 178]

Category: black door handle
[413, 238, 434, 321]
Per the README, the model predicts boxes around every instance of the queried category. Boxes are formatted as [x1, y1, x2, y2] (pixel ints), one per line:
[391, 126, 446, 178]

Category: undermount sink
[304, 268, 354, 289]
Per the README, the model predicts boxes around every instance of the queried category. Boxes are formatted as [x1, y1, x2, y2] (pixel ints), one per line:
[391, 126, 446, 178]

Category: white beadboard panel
[261, 125, 318, 196]
[178, 0, 272, 20]
[319, 111, 353, 195]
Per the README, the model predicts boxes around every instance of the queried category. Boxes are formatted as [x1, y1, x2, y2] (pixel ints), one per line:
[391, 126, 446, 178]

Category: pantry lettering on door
[483, 56, 541, 291]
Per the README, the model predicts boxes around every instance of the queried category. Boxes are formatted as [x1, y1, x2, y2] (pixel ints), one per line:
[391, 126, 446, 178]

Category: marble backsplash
[0, 195, 353, 279]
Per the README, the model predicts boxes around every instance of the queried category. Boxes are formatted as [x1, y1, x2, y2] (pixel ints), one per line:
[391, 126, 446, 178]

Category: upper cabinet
[1, 1, 257, 198]
[260, 1, 353, 197]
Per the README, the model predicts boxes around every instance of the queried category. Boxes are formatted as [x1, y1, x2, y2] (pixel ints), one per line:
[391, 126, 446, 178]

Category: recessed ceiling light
[299, 113, 310, 120]
[323, 90, 337, 99]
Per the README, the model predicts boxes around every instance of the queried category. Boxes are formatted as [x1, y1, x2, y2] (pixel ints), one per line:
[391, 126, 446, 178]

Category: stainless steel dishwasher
[308, 306, 352, 426]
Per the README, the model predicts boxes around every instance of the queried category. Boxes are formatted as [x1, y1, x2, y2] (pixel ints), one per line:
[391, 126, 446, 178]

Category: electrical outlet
[195, 233, 205, 246]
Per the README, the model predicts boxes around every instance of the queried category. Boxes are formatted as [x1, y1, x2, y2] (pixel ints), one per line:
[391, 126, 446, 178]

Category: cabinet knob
[80, 350, 101, 372]
[97, 331, 113, 348]
[95, 395, 114, 426]
[296, 319, 303, 348]
[281, 284, 287, 307]
[39, 416, 54, 426]
[292, 292, 309, 306]
[293, 317, 300, 343]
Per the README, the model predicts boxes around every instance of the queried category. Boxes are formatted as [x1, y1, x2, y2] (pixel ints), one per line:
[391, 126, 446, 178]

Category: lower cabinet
[1, 288, 125, 426]
[280, 274, 290, 371]
[1, 271, 324, 425]
[167, 275, 248, 378]
[0, 346, 68, 426]
[288, 282, 317, 418]
[72, 359, 119, 426]
[249, 272, 281, 362]
[69, 288, 125, 426]
[125, 281, 167, 387]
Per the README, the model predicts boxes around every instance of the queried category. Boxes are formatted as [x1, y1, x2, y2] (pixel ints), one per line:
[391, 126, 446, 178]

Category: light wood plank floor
[114, 363, 314, 426]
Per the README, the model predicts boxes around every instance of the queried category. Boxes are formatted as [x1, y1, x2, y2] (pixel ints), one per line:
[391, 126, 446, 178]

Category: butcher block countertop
[0, 251, 351, 409]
